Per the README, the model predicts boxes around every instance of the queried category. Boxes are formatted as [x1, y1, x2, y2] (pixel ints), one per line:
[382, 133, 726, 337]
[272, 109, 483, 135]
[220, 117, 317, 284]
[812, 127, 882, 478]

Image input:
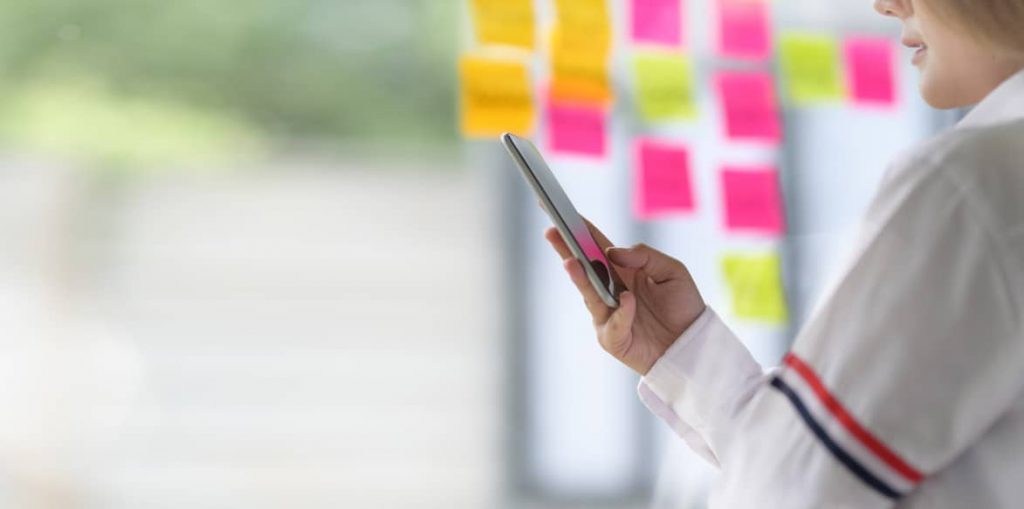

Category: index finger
[546, 219, 614, 259]
[564, 258, 613, 325]
[544, 227, 573, 261]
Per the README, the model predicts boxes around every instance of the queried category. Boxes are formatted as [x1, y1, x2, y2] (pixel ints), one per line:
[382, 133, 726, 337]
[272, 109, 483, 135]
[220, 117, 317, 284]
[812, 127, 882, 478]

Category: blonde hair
[926, 0, 1024, 51]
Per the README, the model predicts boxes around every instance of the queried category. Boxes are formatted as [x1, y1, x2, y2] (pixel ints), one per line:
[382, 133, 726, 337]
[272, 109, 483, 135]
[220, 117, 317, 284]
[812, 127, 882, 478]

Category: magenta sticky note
[547, 100, 607, 157]
[715, 71, 781, 143]
[631, 0, 683, 47]
[844, 36, 898, 106]
[634, 139, 695, 219]
[716, 0, 771, 60]
[720, 166, 785, 234]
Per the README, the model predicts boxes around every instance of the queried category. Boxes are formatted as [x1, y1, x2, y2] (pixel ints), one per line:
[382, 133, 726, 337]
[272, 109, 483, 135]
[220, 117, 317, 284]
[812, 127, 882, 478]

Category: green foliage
[0, 79, 263, 171]
[0, 0, 458, 166]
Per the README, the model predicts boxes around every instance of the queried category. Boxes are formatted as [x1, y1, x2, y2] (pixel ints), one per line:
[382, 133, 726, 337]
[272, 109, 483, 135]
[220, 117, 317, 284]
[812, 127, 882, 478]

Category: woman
[545, 0, 1024, 506]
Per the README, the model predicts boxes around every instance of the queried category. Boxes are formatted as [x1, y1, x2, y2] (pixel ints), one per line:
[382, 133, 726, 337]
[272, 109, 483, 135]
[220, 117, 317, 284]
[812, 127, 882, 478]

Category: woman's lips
[912, 46, 928, 65]
[905, 37, 929, 66]
[901, 37, 927, 66]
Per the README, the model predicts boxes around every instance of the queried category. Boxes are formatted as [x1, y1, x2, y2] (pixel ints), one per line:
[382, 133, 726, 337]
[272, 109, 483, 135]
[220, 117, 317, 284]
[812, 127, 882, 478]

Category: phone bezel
[501, 133, 619, 308]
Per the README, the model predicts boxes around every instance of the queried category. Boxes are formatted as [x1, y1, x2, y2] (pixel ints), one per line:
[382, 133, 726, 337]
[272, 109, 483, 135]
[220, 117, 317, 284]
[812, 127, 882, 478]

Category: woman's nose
[873, 0, 908, 18]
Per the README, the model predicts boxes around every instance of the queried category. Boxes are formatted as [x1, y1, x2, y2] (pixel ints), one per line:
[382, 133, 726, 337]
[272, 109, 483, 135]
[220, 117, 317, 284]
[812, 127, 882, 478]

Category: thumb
[606, 244, 684, 282]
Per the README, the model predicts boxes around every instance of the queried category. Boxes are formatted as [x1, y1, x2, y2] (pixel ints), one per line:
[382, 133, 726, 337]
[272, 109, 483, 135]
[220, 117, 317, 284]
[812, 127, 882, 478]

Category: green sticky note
[722, 252, 789, 323]
[779, 33, 844, 104]
[632, 52, 697, 121]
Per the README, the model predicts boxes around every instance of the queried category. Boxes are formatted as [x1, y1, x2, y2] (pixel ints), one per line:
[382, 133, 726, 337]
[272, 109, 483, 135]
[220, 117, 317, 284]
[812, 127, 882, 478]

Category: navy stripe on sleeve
[769, 376, 902, 500]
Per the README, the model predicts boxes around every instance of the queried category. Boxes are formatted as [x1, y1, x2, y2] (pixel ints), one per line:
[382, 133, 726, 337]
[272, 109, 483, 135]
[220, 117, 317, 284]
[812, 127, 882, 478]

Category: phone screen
[501, 133, 619, 307]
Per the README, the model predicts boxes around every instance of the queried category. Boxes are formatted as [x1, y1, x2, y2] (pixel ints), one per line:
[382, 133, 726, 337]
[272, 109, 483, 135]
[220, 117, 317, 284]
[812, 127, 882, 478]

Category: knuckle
[672, 258, 689, 273]
[610, 316, 628, 335]
[598, 332, 624, 358]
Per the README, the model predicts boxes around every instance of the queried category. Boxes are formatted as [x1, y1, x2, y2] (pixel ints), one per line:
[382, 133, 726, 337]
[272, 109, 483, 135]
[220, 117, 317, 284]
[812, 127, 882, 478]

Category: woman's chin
[919, 74, 966, 110]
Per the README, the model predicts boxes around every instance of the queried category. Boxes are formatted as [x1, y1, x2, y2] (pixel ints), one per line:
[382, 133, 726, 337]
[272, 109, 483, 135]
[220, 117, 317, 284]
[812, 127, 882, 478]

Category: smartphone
[501, 132, 620, 308]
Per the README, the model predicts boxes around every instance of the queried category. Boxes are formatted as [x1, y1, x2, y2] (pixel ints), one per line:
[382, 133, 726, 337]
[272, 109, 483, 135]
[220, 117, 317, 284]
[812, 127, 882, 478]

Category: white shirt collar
[957, 68, 1024, 129]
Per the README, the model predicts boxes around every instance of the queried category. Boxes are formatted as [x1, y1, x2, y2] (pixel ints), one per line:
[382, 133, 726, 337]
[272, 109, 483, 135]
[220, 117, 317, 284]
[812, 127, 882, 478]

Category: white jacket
[639, 69, 1024, 508]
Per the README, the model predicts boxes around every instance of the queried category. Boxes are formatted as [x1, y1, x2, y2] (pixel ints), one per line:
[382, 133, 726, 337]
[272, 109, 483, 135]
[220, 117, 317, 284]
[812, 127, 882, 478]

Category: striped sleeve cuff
[638, 307, 765, 462]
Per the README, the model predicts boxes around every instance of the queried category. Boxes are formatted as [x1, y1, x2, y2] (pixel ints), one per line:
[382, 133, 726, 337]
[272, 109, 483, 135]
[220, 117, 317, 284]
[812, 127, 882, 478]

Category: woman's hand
[544, 221, 706, 375]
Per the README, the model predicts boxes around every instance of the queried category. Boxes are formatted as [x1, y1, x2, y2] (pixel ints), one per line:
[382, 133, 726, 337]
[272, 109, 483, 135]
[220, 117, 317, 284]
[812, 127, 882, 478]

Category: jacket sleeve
[639, 166, 1023, 507]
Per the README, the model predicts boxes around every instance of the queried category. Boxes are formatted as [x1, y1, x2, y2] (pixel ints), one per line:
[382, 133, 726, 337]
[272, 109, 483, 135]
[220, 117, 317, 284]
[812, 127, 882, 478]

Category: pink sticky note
[547, 100, 607, 157]
[720, 166, 785, 234]
[631, 0, 683, 47]
[716, 0, 772, 60]
[715, 71, 781, 143]
[845, 36, 898, 106]
[634, 139, 695, 219]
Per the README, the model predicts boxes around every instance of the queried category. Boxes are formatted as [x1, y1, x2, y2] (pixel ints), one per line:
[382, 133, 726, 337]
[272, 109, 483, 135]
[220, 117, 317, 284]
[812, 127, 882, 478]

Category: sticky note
[720, 166, 785, 233]
[550, 31, 614, 105]
[722, 252, 788, 323]
[469, 0, 535, 49]
[779, 33, 845, 104]
[632, 52, 697, 121]
[459, 52, 535, 138]
[716, 0, 772, 60]
[715, 71, 781, 143]
[631, 0, 683, 47]
[553, 0, 613, 56]
[844, 36, 897, 106]
[634, 139, 695, 218]
[549, 0, 613, 105]
[547, 100, 607, 157]
[554, 0, 611, 31]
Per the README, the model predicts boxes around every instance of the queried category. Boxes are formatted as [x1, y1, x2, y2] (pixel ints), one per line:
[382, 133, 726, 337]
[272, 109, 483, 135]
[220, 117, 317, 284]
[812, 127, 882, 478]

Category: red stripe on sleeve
[784, 353, 925, 484]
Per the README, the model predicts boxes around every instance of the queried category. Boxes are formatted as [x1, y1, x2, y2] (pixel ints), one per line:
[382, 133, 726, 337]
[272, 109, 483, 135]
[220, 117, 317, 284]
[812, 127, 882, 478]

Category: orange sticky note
[547, 100, 607, 157]
[549, 54, 613, 105]
[469, 0, 536, 49]
[845, 36, 897, 106]
[715, 71, 781, 143]
[634, 138, 695, 219]
[459, 52, 535, 138]
[549, 28, 614, 105]
[549, 0, 613, 105]
[720, 166, 785, 234]
[716, 0, 772, 60]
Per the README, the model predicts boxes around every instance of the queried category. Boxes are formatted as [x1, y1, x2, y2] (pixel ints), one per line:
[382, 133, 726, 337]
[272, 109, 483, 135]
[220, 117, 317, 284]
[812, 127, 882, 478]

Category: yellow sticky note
[779, 33, 845, 104]
[459, 52, 535, 138]
[633, 52, 697, 121]
[549, 28, 613, 105]
[555, 0, 610, 23]
[722, 253, 789, 323]
[470, 0, 535, 49]
[552, 0, 613, 56]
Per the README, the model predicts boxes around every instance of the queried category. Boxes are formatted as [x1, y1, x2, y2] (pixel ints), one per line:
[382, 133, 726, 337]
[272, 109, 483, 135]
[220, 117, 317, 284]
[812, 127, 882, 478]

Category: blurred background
[0, 0, 959, 508]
